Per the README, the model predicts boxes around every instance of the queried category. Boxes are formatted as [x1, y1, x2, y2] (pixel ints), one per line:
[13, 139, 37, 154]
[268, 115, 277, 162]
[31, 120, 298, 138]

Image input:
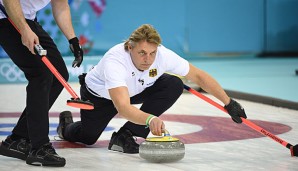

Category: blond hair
[124, 24, 162, 51]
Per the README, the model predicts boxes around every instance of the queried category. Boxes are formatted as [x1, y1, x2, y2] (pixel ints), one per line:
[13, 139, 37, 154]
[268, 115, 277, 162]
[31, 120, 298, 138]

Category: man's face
[128, 40, 158, 71]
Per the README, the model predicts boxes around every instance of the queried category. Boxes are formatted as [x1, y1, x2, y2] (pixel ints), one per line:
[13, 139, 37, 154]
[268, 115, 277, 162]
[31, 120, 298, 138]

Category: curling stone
[139, 130, 185, 163]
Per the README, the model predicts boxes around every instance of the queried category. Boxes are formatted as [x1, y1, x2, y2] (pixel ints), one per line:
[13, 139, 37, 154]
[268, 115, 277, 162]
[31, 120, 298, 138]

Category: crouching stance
[57, 24, 247, 154]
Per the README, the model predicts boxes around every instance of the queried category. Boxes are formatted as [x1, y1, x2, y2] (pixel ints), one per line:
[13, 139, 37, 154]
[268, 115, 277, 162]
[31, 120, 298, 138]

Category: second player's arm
[51, 0, 76, 40]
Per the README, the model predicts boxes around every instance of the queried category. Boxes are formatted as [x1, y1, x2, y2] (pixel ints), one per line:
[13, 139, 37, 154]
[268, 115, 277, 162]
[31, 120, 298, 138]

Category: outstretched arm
[109, 86, 165, 135]
[185, 63, 231, 105]
[185, 63, 247, 123]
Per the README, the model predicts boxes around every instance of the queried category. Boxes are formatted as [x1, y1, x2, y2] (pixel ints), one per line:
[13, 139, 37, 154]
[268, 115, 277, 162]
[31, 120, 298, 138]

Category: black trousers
[64, 73, 184, 145]
[0, 19, 69, 149]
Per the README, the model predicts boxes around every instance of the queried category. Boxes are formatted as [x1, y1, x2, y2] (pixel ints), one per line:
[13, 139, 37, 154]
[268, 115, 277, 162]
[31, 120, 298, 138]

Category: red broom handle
[183, 84, 293, 149]
[41, 56, 79, 99]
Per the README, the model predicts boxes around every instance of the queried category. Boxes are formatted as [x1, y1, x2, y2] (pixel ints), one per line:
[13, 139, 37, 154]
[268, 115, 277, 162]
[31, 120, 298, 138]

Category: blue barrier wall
[0, 0, 298, 83]
[0, 57, 101, 84]
[185, 0, 264, 55]
[266, 0, 298, 52]
[1, 0, 298, 58]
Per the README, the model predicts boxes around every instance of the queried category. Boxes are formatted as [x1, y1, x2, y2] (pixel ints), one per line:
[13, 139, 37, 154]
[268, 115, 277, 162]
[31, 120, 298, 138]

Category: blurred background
[0, 0, 297, 107]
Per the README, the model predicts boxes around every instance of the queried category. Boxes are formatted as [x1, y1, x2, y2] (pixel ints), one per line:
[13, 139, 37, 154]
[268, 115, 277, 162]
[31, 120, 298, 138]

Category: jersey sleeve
[160, 46, 190, 76]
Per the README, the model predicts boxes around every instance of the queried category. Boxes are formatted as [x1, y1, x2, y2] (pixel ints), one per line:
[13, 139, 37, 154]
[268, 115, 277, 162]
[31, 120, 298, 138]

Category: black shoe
[108, 129, 139, 154]
[57, 111, 73, 139]
[26, 143, 66, 167]
[0, 135, 31, 160]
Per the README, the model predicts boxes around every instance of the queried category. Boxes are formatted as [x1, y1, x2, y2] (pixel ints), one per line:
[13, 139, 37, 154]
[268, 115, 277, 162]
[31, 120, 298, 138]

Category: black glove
[69, 37, 83, 67]
[78, 73, 87, 85]
[224, 99, 247, 124]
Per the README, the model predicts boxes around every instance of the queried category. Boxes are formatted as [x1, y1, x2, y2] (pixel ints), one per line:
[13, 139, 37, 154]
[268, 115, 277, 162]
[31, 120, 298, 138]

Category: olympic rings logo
[0, 63, 26, 82]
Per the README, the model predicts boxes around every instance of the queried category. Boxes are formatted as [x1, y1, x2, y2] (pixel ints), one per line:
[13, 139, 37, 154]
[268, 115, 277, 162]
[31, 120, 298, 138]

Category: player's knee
[83, 139, 97, 145]
[83, 140, 97, 145]
[168, 76, 184, 95]
[81, 134, 99, 145]
[30, 69, 54, 86]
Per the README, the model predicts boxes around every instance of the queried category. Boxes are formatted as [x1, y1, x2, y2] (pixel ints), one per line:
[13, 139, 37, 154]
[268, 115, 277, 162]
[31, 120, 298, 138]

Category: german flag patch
[149, 69, 157, 77]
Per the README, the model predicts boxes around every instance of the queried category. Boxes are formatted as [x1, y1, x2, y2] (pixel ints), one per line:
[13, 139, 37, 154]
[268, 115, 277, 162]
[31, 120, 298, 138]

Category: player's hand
[149, 117, 165, 136]
[69, 37, 83, 67]
[21, 28, 39, 55]
[224, 99, 247, 123]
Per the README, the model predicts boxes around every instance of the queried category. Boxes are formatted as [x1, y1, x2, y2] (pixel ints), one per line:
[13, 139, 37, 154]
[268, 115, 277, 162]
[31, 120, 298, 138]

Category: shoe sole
[108, 144, 124, 153]
[57, 111, 73, 139]
[0, 145, 27, 160]
[108, 144, 139, 154]
[26, 157, 66, 167]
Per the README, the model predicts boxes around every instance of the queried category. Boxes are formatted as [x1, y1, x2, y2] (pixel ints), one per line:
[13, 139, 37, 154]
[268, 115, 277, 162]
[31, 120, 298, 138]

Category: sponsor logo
[138, 78, 144, 85]
[146, 81, 154, 86]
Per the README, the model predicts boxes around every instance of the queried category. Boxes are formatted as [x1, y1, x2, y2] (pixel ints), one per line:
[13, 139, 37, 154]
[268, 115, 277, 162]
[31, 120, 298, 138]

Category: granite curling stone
[139, 131, 185, 163]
